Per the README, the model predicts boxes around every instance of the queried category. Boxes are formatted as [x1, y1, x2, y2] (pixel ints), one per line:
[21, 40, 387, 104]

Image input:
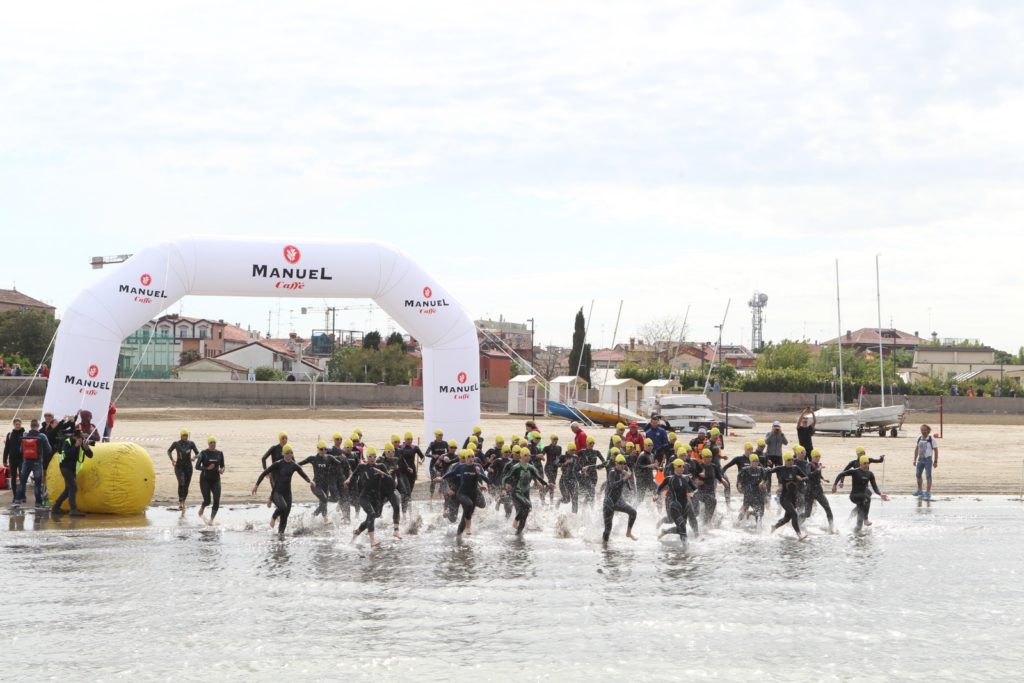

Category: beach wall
[2, 378, 1021, 415]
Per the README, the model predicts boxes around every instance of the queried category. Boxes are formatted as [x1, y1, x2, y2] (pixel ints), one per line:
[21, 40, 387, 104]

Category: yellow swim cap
[673, 458, 684, 468]
[856, 447, 866, 455]
[511, 445, 521, 454]
[278, 432, 287, 439]
[390, 434, 400, 443]
[710, 427, 720, 436]
[644, 438, 653, 446]
[757, 439, 766, 447]
[447, 440, 457, 448]
[567, 444, 576, 452]
[473, 426, 482, 434]
[343, 439, 353, 448]
[615, 455, 626, 464]
[350, 433, 360, 442]
[811, 449, 821, 458]
[384, 442, 395, 452]
[366, 446, 377, 456]
[549, 434, 559, 441]
[668, 432, 677, 441]
[586, 436, 595, 444]
[317, 440, 326, 449]
[434, 428, 443, 435]
[354, 428, 363, 436]
[404, 431, 414, 440]
[283, 444, 293, 453]
[783, 452, 793, 461]
[610, 447, 621, 456]
[616, 422, 625, 430]
[207, 436, 216, 443]
[469, 435, 478, 443]
[743, 441, 753, 450]
[501, 444, 511, 453]
[859, 455, 870, 464]
[625, 442, 636, 451]
[612, 435, 622, 444]
[332, 432, 342, 440]
[180, 428, 189, 436]
[495, 435, 505, 443]
[701, 448, 712, 458]
[749, 453, 759, 463]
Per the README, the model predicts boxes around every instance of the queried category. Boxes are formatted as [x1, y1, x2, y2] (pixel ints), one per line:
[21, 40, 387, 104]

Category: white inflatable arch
[43, 237, 481, 440]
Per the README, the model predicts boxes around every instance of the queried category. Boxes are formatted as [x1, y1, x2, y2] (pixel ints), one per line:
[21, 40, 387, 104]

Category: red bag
[22, 438, 39, 461]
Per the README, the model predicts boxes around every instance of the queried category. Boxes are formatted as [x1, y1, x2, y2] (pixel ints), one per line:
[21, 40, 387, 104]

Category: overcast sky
[2, 1, 1022, 353]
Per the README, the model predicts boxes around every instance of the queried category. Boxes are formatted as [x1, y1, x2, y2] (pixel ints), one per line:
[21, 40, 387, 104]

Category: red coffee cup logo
[88, 364, 99, 378]
[457, 371, 467, 384]
[283, 245, 301, 264]
[140, 273, 152, 286]
[423, 286, 433, 298]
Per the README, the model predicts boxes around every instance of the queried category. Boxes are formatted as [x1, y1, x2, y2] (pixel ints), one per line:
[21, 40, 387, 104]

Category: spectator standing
[912, 424, 939, 500]
[764, 420, 788, 467]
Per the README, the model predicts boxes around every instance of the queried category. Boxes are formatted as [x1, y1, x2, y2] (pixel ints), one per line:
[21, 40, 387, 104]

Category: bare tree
[638, 315, 689, 361]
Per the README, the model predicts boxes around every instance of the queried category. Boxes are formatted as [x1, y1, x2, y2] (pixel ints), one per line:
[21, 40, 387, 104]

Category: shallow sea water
[3, 495, 1022, 682]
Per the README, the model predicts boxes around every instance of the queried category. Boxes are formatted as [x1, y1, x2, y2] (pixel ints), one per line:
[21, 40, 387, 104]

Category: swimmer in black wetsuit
[426, 429, 448, 500]
[503, 449, 550, 536]
[398, 432, 424, 514]
[441, 451, 491, 536]
[252, 444, 315, 536]
[634, 441, 658, 502]
[298, 441, 338, 522]
[326, 435, 354, 521]
[556, 444, 583, 514]
[768, 452, 807, 540]
[736, 453, 768, 525]
[603, 454, 638, 543]
[195, 436, 225, 524]
[832, 455, 889, 532]
[167, 428, 199, 511]
[837, 448, 884, 488]
[376, 444, 403, 538]
[345, 447, 394, 547]
[260, 431, 289, 506]
[695, 448, 728, 525]
[541, 434, 562, 505]
[655, 458, 698, 547]
[803, 449, 834, 532]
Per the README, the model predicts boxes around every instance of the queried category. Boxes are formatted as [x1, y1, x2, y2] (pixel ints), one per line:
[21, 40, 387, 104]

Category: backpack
[22, 438, 38, 460]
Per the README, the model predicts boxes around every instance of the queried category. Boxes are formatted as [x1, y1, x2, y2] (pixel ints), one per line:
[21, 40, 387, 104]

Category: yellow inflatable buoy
[46, 442, 156, 514]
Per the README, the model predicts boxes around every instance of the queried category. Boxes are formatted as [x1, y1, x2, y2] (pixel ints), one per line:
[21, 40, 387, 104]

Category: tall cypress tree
[568, 308, 591, 383]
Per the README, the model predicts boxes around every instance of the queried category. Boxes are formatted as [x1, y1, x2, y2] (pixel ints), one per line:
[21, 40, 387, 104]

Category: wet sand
[3, 409, 1020, 506]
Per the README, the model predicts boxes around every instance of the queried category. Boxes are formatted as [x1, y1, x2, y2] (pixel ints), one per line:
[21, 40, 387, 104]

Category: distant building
[912, 346, 998, 378]
[176, 357, 249, 382]
[217, 339, 322, 380]
[119, 314, 262, 378]
[480, 349, 512, 388]
[821, 328, 927, 354]
[477, 318, 533, 361]
[591, 348, 626, 369]
[0, 288, 55, 316]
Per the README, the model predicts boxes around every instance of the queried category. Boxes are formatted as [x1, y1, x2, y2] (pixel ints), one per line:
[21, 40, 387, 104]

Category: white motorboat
[813, 408, 860, 435]
[654, 394, 718, 432]
[713, 410, 757, 430]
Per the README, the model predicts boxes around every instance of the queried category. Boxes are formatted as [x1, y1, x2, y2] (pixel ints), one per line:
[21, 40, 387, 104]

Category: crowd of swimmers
[165, 416, 896, 547]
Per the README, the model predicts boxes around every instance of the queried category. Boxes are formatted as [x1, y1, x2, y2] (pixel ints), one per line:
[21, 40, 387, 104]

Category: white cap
[570, 422, 580, 429]
[698, 428, 707, 434]
[772, 420, 781, 427]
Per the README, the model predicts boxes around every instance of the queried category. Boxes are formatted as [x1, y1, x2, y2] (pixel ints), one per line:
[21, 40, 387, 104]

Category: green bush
[254, 366, 284, 381]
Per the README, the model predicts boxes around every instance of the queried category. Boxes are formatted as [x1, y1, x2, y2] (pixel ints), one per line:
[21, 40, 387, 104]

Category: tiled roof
[0, 288, 54, 310]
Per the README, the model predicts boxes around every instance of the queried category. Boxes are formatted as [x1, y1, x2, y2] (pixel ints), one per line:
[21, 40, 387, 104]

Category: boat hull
[813, 408, 860, 433]
[857, 404, 906, 429]
[712, 411, 756, 429]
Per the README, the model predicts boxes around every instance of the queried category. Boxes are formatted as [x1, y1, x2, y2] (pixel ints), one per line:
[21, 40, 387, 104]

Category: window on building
[483, 367, 490, 380]
[198, 327, 208, 339]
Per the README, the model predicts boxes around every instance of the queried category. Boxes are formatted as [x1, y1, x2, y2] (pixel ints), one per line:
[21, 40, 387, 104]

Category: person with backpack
[51, 430, 94, 516]
[4, 418, 25, 493]
[14, 419, 52, 508]
[912, 424, 939, 500]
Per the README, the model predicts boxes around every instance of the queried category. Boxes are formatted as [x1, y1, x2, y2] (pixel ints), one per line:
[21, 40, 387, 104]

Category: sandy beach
[3, 407, 1021, 504]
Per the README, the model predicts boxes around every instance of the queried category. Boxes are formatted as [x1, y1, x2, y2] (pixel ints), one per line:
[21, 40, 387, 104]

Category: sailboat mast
[835, 260, 845, 408]
[876, 254, 885, 407]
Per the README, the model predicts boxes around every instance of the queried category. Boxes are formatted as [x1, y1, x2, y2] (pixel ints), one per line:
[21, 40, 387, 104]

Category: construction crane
[748, 291, 768, 351]
[90, 254, 133, 269]
[298, 303, 379, 354]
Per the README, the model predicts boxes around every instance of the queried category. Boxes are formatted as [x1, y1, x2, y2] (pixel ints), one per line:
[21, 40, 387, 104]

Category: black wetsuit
[488, 456, 513, 517]
[602, 468, 637, 542]
[695, 461, 727, 524]
[256, 460, 311, 534]
[556, 451, 583, 513]
[794, 458, 811, 511]
[195, 449, 225, 518]
[443, 464, 491, 533]
[635, 451, 657, 498]
[374, 459, 402, 527]
[658, 473, 698, 541]
[168, 439, 199, 502]
[768, 465, 805, 534]
[397, 444, 423, 513]
[737, 464, 768, 519]
[298, 453, 338, 518]
[427, 439, 448, 495]
[834, 467, 881, 530]
[579, 448, 605, 504]
[348, 462, 391, 535]
[541, 444, 562, 503]
[802, 461, 833, 525]
[261, 443, 286, 488]
[504, 463, 547, 534]
[326, 446, 352, 506]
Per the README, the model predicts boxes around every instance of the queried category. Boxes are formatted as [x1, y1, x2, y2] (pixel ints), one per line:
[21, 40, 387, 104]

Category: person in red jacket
[570, 422, 588, 452]
[103, 402, 117, 442]
[624, 421, 645, 451]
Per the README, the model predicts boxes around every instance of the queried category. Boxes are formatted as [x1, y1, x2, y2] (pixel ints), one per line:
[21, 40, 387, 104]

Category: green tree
[994, 349, 1015, 364]
[363, 330, 381, 350]
[385, 331, 407, 351]
[179, 349, 201, 366]
[327, 344, 419, 385]
[757, 340, 811, 370]
[0, 309, 59, 365]
[567, 308, 591, 383]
